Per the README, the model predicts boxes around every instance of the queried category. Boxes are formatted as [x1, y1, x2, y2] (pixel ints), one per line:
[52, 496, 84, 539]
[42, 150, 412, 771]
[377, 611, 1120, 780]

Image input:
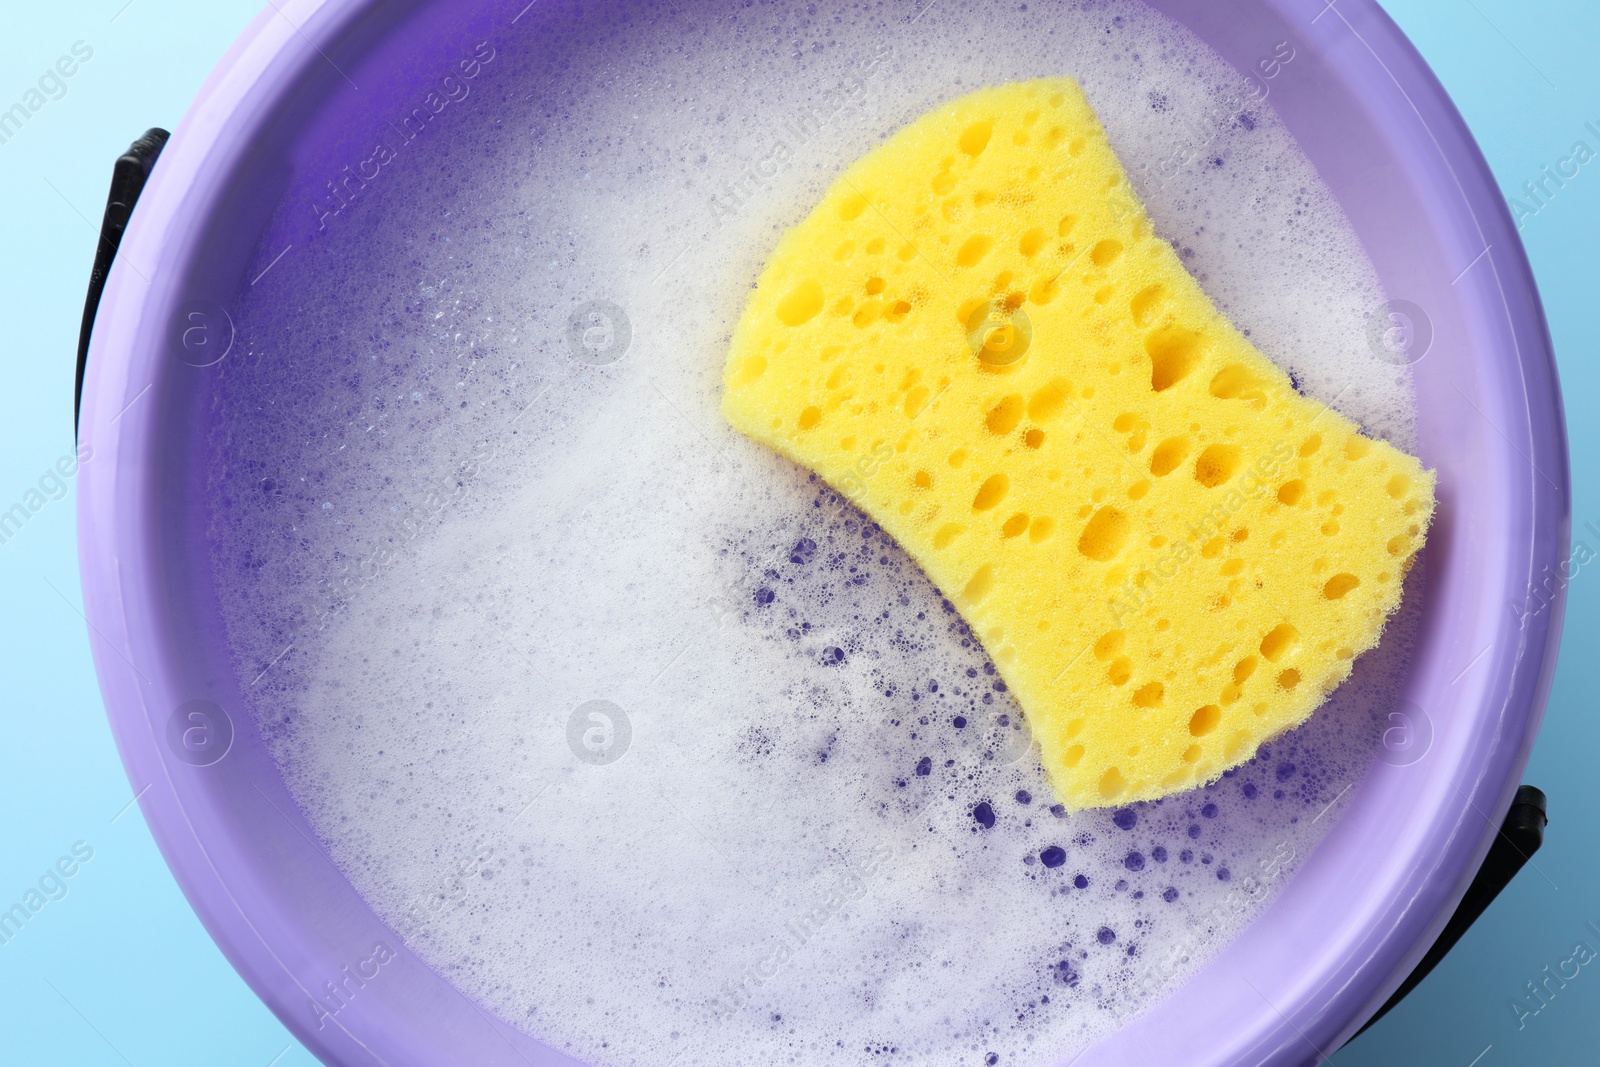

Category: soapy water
[204, 0, 1424, 1063]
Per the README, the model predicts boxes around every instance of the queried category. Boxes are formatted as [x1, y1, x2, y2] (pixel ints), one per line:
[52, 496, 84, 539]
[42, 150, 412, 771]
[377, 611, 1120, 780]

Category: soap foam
[207, 0, 1421, 1063]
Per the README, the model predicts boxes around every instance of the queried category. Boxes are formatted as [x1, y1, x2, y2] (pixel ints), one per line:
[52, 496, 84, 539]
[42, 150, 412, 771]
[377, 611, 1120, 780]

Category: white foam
[207, 0, 1420, 1064]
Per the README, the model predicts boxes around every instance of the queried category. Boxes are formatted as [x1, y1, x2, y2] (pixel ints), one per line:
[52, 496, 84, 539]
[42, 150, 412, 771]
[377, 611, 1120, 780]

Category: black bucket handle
[75, 127, 169, 437]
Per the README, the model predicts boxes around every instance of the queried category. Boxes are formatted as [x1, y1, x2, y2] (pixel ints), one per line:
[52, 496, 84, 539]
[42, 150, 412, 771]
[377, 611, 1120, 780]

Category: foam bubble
[207, 0, 1420, 1063]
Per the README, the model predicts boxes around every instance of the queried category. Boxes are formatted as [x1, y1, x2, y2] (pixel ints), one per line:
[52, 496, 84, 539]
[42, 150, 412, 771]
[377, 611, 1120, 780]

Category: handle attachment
[75, 127, 169, 436]
[1352, 784, 1547, 1039]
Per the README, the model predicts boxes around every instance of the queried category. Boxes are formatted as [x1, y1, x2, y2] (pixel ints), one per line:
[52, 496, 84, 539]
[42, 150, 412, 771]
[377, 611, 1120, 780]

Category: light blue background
[0, 2, 1591, 1064]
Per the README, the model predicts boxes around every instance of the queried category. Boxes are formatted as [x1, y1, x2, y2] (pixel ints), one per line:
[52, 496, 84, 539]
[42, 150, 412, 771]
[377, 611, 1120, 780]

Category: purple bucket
[76, 0, 1568, 1064]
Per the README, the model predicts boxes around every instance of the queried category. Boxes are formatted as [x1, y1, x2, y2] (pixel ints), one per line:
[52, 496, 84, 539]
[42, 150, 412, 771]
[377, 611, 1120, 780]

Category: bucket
[76, 0, 1568, 1063]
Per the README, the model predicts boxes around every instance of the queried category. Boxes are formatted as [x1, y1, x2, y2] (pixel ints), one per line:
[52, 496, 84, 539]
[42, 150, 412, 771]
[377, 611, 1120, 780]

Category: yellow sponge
[721, 78, 1434, 809]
